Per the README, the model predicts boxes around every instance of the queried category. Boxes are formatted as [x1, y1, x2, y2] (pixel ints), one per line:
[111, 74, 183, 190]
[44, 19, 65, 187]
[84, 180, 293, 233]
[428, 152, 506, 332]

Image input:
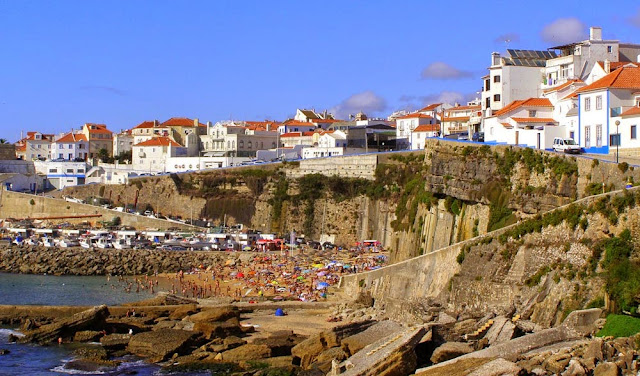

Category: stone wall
[0, 144, 16, 160]
[284, 154, 378, 180]
[339, 187, 640, 324]
[0, 190, 199, 230]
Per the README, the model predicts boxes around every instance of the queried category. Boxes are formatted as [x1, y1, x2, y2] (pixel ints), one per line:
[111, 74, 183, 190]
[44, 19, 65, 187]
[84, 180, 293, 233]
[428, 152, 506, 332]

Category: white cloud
[420, 62, 472, 80]
[629, 9, 640, 28]
[398, 91, 477, 112]
[540, 18, 587, 45]
[330, 91, 387, 120]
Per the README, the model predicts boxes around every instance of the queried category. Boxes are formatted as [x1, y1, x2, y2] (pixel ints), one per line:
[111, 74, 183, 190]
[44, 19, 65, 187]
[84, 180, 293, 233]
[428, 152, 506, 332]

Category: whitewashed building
[395, 113, 437, 149]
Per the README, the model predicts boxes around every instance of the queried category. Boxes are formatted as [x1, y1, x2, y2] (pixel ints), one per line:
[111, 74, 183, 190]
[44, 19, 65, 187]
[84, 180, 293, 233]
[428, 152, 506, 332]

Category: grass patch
[596, 314, 640, 338]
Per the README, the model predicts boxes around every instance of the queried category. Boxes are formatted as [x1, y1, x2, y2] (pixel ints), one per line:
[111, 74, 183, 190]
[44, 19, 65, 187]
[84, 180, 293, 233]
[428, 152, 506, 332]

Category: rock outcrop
[20, 305, 109, 344]
[127, 329, 200, 362]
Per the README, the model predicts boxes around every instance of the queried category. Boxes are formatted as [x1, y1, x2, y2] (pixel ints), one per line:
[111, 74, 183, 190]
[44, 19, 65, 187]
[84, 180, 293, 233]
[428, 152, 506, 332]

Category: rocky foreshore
[0, 245, 231, 275]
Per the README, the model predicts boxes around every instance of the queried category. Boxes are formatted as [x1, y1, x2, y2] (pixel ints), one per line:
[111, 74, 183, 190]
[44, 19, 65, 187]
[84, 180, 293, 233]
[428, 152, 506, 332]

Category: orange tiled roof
[511, 117, 557, 124]
[313, 118, 342, 123]
[85, 124, 112, 134]
[413, 124, 440, 132]
[543, 79, 583, 94]
[24, 132, 54, 141]
[283, 120, 316, 126]
[418, 103, 442, 112]
[280, 132, 303, 138]
[133, 121, 158, 129]
[621, 107, 640, 117]
[161, 117, 206, 127]
[15, 144, 26, 152]
[133, 136, 181, 147]
[574, 67, 640, 95]
[56, 133, 87, 143]
[494, 98, 553, 116]
[396, 113, 434, 120]
[501, 122, 513, 129]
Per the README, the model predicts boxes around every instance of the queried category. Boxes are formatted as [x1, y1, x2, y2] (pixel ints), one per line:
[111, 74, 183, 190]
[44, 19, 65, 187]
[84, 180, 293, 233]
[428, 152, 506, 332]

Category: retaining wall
[0, 190, 199, 231]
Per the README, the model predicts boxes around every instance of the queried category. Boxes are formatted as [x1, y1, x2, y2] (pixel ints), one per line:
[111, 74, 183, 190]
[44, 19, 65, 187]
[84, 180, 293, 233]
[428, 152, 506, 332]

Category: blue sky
[2, 0, 640, 142]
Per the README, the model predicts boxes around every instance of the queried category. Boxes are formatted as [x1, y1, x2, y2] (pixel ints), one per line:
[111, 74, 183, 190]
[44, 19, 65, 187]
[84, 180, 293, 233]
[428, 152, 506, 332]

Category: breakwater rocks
[0, 245, 230, 275]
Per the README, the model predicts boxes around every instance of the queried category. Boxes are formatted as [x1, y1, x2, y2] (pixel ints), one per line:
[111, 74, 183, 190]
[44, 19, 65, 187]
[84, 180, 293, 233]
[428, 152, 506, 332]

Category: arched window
[248, 141, 252, 149]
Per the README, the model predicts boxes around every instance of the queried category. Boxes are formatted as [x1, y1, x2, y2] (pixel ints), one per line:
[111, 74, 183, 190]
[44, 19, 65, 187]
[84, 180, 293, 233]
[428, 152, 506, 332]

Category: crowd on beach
[101, 247, 388, 302]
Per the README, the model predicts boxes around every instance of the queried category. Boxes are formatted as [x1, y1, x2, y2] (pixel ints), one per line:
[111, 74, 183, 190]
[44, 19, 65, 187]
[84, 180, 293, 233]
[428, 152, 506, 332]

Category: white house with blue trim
[574, 66, 640, 154]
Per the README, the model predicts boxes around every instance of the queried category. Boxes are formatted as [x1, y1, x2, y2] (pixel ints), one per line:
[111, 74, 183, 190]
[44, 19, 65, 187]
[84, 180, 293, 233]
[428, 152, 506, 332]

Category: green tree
[0, 139, 8, 144]
[116, 150, 132, 164]
[97, 148, 114, 163]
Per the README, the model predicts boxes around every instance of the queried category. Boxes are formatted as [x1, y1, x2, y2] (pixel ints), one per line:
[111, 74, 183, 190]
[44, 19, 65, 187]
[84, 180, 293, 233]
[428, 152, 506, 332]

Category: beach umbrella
[237, 272, 245, 278]
[316, 282, 330, 290]
[229, 271, 238, 276]
[317, 271, 328, 277]
[243, 246, 252, 251]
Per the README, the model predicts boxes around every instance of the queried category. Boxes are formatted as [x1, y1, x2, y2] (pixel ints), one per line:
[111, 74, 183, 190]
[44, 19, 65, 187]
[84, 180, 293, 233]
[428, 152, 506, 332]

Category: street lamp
[615, 120, 620, 164]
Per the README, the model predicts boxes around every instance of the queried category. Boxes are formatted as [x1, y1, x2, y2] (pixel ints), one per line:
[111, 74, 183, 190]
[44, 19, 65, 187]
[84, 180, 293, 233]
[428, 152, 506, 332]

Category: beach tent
[275, 308, 285, 316]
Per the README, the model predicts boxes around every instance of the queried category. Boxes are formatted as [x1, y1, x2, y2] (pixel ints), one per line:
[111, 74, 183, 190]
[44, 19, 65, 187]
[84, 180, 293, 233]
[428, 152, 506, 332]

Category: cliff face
[341, 188, 640, 327]
[62, 141, 640, 262]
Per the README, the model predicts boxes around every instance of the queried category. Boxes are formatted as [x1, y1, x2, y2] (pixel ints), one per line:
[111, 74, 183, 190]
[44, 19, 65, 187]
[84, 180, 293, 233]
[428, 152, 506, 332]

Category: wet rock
[73, 330, 102, 343]
[593, 362, 619, 376]
[430, 342, 474, 364]
[20, 318, 37, 331]
[20, 305, 109, 345]
[128, 329, 199, 362]
[0, 349, 9, 355]
[193, 317, 243, 340]
[73, 346, 109, 362]
[100, 333, 131, 350]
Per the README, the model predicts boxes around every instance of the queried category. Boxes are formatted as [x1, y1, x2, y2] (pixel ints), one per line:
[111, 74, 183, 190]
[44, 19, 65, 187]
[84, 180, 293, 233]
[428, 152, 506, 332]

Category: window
[66, 169, 73, 173]
[632, 125, 637, 140]
[585, 126, 591, 148]
[485, 97, 490, 108]
[485, 79, 490, 91]
[528, 110, 537, 117]
[59, 144, 64, 149]
[493, 94, 501, 102]
[493, 75, 501, 83]
[635, 97, 640, 107]
[596, 124, 603, 147]
[596, 95, 602, 110]
[570, 131, 575, 140]
[49, 168, 57, 173]
[584, 97, 591, 111]
[607, 46, 612, 53]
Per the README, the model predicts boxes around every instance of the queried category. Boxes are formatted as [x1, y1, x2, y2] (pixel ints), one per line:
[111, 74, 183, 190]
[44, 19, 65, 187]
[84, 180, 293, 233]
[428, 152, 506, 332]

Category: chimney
[491, 52, 500, 66]
[604, 59, 611, 74]
[153, 120, 159, 127]
[590, 27, 602, 41]
[194, 118, 199, 127]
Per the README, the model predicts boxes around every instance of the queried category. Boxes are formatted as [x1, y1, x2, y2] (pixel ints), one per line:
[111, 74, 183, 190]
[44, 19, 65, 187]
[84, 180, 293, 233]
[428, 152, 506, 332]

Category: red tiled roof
[161, 117, 206, 127]
[283, 120, 316, 126]
[396, 113, 434, 120]
[133, 136, 181, 147]
[133, 121, 157, 129]
[543, 79, 583, 94]
[413, 124, 440, 132]
[84, 124, 112, 134]
[418, 103, 441, 112]
[15, 144, 26, 152]
[621, 107, 640, 117]
[280, 132, 303, 138]
[573, 67, 640, 95]
[494, 98, 553, 116]
[56, 133, 87, 143]
[313, 118, 342, 123]
[511, 117, 557, 124]
[24, 132, 54, 141]
[596, 61, 640, 71]
[501, 122, 513, 129]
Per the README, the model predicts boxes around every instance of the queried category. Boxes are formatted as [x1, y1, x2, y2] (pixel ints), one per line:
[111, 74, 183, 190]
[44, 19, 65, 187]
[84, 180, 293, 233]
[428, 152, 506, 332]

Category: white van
[552, 138, 581, 154]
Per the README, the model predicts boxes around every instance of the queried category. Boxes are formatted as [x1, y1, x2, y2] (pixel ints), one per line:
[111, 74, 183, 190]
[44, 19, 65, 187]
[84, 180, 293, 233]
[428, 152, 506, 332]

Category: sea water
[0, 273, 191, 375]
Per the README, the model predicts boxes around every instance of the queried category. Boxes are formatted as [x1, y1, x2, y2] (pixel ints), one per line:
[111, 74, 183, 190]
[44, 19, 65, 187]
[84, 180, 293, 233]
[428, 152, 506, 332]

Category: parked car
[552, 138, 581, 154]
[472, 132, 484, 142]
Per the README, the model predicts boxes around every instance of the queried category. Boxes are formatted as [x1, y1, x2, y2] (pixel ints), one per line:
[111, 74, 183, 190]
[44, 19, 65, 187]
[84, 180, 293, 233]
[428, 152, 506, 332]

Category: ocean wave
[50, 365, 106, 375]
[0, 328, 24, 337]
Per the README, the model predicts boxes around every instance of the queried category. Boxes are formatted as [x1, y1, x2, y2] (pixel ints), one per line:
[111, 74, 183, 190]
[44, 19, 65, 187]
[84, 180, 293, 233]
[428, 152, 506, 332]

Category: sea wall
[0, 246, 240, 275]
[339, 187, 640, 324]
[0, 190, 199, 231]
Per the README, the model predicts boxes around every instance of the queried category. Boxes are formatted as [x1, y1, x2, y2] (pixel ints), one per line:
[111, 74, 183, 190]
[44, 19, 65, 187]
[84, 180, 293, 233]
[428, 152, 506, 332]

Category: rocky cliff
[62, 141, 640, 263]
